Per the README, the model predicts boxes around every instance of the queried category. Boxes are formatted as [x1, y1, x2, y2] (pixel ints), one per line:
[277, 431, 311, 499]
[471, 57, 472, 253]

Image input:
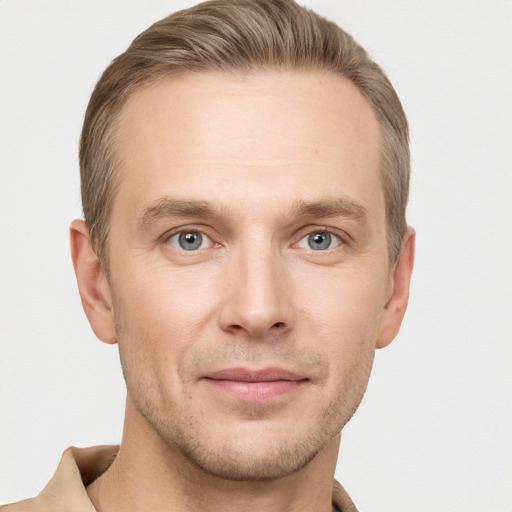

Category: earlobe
[70, 219, 117, 344]
[376, 227, 415, 349]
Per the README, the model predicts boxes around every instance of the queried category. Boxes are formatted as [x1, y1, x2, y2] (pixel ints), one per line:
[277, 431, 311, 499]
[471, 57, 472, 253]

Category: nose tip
[218, 255, 294, 338]
[225, 315, 288, 338]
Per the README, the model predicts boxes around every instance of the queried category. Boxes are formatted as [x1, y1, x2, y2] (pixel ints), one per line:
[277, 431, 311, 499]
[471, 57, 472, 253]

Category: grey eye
[308, 232, 332, 250]
[297, 231, 341, 251]
[168, 231, 210, 251]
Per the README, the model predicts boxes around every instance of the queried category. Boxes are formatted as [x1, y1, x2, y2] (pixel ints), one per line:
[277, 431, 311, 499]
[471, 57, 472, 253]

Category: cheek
[109, 268, 220, 399]
[114, 263, 220, 343]
[295, 265, 387, 386]
[297, 264, 387, 341]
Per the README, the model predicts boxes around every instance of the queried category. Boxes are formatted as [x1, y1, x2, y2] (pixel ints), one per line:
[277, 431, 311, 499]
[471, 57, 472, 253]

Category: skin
[71, 69, 415, 512]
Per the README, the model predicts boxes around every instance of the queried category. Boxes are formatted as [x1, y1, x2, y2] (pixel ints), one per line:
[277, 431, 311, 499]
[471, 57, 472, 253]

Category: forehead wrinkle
[137, 197, 233, 229]
[291, 197, 368, 222]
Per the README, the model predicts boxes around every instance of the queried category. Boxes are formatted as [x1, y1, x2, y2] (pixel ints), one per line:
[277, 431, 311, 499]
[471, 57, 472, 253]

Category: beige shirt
[1, 446, 358, 512]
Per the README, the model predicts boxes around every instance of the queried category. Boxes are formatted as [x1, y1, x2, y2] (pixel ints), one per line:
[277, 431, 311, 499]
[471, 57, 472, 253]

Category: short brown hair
[80, 0, 409, 271]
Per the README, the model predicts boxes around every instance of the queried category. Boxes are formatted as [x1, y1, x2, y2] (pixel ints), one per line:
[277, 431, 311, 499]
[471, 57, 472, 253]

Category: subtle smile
[202, 367, 309, 401]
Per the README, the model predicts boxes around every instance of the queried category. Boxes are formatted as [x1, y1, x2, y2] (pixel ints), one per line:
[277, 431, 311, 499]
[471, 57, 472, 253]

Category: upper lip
[203, 367, 307, 382]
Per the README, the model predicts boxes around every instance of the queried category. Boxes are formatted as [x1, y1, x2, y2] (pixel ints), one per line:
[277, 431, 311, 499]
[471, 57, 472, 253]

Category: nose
[218, 245, 294, 338]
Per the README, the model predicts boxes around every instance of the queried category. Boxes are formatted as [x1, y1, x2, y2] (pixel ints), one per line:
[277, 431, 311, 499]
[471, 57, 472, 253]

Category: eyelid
[161, 225, 220, 248]
[292, 226, 349, 248]
[168, 231, 212, 250]
[296, 230, 343, 250]
[159, 224, 349, 252]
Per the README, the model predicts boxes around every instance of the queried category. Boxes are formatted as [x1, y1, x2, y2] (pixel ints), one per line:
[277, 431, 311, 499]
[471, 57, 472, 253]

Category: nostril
[272, 322, 285, 329]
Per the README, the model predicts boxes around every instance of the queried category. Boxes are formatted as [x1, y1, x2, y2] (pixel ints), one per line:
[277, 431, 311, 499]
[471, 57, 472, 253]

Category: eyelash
[162, 226, 347, 253]
[295, 230, 344, 252]
[164, 226, 217, 252]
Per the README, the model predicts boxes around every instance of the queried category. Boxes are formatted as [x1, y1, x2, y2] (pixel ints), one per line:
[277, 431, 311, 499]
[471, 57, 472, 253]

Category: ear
[376, 227, 415, 349]
[70, 219, 117, 344]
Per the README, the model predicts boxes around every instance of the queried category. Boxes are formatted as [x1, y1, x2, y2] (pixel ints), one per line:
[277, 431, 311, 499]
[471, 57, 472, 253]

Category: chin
[174, 432, 328, 481]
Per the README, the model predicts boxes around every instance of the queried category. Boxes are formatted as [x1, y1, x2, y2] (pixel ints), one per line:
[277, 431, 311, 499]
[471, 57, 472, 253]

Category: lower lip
[204, 379, 306, 401]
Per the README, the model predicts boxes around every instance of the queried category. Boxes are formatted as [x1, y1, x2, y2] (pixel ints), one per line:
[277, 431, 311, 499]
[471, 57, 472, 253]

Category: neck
[87, 399, 340, 512]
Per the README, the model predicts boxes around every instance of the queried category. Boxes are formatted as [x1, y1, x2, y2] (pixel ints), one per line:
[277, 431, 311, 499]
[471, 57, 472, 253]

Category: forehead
[113, 69, 383, 217]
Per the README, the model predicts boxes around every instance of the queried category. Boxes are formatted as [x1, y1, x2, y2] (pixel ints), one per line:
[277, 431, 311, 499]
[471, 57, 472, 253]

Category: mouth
[202, 367, 309, 401]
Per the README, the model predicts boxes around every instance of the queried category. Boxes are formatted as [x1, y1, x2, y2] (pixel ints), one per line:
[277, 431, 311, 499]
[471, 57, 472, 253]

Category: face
[89, 70, 408, 480]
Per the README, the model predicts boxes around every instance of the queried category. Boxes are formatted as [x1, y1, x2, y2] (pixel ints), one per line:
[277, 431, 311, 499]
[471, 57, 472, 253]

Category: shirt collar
[21, 445, 357, 512]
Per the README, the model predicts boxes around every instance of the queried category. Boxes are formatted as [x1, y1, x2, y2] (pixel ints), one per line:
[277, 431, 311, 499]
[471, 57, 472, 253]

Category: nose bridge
[219, 235, 292, 337]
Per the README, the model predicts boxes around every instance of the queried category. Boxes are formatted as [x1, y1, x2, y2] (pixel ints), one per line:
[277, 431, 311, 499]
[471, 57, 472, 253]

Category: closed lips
[203, 367, 307, 382]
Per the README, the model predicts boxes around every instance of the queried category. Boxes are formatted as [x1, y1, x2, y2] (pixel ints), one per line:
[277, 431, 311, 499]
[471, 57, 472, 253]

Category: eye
[168, 230, 212, 251]
[297, 231, 342, 251]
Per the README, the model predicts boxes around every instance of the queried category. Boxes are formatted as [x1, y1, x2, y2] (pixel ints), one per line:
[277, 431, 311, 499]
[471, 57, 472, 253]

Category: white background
[1, 1, 511, 510]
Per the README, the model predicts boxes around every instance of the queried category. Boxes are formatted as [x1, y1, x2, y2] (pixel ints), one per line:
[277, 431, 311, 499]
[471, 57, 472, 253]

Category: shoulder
[0, 497, 42, 512]
[0, 445, 117, 512]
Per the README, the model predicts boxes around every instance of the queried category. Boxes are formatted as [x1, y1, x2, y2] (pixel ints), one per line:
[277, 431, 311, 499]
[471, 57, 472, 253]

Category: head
[72, 0, 414, 482]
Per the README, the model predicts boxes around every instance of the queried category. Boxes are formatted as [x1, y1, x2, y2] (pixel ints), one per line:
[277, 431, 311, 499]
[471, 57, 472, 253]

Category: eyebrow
[291, 198, 368, 222]
[138, 198, 226, 229]
[138, 196, 368, 229]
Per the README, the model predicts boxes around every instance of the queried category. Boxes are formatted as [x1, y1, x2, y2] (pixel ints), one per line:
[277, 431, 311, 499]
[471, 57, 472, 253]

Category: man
[1, 0, 414, 510]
